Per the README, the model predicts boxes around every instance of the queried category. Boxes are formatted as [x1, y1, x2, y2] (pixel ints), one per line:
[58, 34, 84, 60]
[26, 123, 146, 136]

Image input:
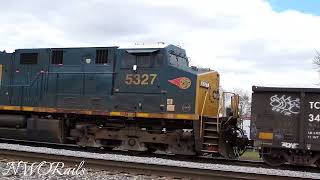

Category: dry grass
[239, 149, 261, 161]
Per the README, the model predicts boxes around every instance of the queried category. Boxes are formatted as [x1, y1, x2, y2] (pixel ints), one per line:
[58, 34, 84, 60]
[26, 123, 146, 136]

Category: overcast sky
[0, 0, 319, 91]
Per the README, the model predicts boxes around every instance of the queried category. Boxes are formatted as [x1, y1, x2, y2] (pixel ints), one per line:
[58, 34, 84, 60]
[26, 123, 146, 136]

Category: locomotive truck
[0, 44, 248, 158]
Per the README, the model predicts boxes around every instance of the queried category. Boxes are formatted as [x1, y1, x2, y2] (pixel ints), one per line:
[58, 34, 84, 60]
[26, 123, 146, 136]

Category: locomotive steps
[201, 118, 220, 154]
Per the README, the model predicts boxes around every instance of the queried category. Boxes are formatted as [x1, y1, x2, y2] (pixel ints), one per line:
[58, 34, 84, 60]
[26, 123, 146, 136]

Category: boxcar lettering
[308, 135, 320, 139]
[307, 131, 320, 139]
[281, 142, 299, 149]
[309, 102, 320, 109]
[309, 131, 320, 135]
[308, 114, 320, 122]
[270, 94, 300, 116]
[125, 74, 158, 85]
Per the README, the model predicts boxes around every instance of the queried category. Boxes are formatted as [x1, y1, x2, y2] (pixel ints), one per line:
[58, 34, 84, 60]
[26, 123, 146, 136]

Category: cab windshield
[121, 50, 164, 69]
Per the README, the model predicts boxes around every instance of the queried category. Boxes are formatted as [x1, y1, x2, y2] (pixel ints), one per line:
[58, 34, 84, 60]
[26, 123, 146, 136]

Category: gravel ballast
[0, 143, 318, 179]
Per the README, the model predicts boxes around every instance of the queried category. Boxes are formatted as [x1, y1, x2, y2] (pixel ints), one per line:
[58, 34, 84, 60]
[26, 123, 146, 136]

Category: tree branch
[313, 50, 320, 67]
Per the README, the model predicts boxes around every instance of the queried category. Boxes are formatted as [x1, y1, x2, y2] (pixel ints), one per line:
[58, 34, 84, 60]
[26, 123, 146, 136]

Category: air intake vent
[20, 53, 38, 64]
[96, 49, 108, 64]
[51, 50, 64, 64]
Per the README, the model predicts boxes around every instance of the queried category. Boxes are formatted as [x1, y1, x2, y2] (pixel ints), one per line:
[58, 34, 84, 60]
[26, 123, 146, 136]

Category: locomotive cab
[113, 45, 221, 118]
[111, 45, 247, 157]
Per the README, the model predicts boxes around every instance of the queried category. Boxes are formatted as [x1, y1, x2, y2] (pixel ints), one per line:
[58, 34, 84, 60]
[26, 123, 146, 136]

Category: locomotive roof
[13, 44, 179, 51]
[15, 46, 119, 51]
[119, 43, 168, 49]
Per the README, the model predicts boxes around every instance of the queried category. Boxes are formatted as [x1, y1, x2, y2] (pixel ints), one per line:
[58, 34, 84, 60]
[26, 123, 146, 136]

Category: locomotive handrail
[200, 88, 210, 138]
[47, 72, 115, 74]
[223, 91, 240, 118]
[5, 70, 117, 107]
[5, 72, 42, 87]
[5, 71, 116, 87]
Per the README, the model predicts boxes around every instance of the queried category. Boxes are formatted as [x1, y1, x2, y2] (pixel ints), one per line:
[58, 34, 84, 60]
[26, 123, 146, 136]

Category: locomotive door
[11, 51, 46, 106]
[113, 49, 166, 113]
[80, 48, 114, 110]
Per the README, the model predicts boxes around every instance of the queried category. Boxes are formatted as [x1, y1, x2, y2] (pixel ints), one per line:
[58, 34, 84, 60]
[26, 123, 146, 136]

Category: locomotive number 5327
[125, 74, 158, 85]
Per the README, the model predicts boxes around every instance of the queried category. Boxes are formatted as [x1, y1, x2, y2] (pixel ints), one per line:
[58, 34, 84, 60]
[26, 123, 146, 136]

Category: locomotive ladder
[201, 117, 220, 154]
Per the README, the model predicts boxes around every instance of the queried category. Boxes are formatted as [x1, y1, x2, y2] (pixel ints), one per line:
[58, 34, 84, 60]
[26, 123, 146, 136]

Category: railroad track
[0, 139, 318, 174]
[0, 144, 315, 179]
[1, 139, 320, 172]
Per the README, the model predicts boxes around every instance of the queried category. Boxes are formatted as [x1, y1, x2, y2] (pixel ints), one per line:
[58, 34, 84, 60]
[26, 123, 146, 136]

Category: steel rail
[0, 139, 318, 174]
[0, 149, 303, 180]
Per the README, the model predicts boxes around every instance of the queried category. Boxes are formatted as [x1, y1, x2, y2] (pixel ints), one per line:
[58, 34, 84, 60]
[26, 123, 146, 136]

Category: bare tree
[233, 88, 251, 120]
[312, 51, 320, 85]
[313, 50, 320, 68]
[230, 89, 251, 132]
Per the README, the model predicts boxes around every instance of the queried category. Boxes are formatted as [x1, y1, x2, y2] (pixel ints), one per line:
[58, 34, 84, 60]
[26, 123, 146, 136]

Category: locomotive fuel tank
[0, 114, 26, 128]
[0, 115, 63, 143]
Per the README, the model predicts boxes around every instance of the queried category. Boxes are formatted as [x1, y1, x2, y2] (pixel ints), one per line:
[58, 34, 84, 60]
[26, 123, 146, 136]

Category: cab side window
[137, 54, 151, 68]
[169, 53, 188, 67]
[154, 53, 164, 67]
[121, 53, 136, 68]
[169, 54, 178, 66]
[121, 51, 164, 69]
[20, 53, 38, 65]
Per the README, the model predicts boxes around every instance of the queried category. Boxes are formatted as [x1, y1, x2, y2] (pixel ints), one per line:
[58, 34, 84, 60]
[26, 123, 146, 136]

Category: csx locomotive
[0, 44, 247, 158]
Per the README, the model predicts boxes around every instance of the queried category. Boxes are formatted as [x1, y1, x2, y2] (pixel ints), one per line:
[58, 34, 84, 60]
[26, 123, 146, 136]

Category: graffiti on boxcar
[281, 142, 299, 149]
[270, 95, 300, 116]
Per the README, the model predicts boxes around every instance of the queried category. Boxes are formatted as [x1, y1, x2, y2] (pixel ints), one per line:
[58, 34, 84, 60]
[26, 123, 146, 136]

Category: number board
[125, 74, 158, 85]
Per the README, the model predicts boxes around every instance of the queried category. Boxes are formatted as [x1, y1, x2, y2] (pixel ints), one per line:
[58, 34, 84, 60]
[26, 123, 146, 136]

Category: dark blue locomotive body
[0, 45, 246, 158]
[0, 45, 201, 115]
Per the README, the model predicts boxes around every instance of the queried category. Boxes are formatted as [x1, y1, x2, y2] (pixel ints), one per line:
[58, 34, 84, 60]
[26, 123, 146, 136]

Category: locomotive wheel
[262, 154, 285, 167]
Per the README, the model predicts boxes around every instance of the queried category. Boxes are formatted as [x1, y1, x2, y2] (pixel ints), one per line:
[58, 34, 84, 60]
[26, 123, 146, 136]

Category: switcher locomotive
[0, 44, 247, 158]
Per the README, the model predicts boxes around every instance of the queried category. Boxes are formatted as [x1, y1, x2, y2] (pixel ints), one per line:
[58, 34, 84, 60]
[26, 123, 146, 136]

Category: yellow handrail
[200, 89, 209, 138]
